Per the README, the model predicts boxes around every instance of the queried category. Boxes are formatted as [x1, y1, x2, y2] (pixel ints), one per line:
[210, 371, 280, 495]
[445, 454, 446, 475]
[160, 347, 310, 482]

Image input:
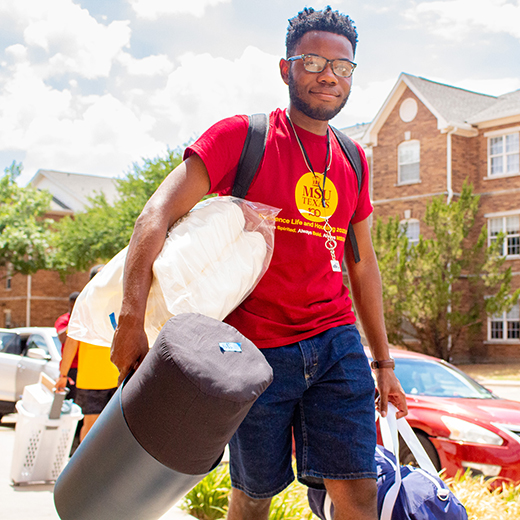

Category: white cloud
[405, 0, 520, 40]
[333, 78, 399, 128]
[454, 77, 520, 96]
[148, 46, 289, 144]
[117, 53, 174, 77]
[129, 0, 232, 19]
[0, 0, 131, 79]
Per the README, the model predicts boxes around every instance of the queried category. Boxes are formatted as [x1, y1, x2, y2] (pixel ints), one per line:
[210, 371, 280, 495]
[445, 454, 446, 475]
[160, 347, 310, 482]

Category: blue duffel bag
[307, 405, 468, 520]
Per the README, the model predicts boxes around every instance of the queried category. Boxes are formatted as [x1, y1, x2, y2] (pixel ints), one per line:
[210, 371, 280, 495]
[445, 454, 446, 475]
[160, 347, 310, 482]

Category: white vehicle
[0, 327, 62, 420]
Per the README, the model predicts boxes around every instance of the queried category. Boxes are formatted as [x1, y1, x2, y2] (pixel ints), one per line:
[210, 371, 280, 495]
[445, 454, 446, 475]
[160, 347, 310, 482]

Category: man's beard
[288, 71, 349, 121]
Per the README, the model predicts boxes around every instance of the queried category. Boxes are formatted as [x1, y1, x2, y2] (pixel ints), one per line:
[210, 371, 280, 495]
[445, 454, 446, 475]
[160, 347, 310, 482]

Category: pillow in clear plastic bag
[68, 196, 280, 348]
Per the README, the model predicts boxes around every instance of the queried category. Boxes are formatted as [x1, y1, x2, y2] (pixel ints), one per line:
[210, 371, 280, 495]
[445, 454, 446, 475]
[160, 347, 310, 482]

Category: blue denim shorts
[229, 325, 377, 499]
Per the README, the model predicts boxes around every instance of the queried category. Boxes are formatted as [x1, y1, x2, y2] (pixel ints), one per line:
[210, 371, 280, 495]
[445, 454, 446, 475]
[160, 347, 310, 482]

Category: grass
[182, 463, 520, 520]
[446, 471, 520, 520]
[181, 463, 314, 520]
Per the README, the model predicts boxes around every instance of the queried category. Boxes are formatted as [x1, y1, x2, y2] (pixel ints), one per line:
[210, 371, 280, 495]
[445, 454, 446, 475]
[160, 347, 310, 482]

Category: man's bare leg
[226, 488, 272, 520]
[324, 478, 378, 520]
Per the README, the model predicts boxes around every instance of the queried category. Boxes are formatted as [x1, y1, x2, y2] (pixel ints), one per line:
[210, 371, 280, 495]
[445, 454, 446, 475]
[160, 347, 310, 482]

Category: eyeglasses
[287, 54, 357, 78]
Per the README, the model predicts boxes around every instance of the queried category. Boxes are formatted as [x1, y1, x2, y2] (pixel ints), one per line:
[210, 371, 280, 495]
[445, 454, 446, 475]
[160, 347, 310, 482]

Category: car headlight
[441, 416, 504, 446]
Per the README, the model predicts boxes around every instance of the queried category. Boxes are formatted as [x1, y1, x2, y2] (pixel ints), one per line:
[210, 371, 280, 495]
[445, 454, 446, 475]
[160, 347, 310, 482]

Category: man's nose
[317, 62, 338, 83]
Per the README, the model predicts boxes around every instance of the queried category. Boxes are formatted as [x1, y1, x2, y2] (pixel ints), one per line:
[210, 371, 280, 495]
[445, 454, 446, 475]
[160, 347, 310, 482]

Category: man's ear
[279, 58, 290, 85]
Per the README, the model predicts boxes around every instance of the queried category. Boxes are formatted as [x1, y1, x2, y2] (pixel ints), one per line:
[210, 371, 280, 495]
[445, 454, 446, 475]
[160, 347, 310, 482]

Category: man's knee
[324, 478, 378, 520]
[227, 488, 272, 520]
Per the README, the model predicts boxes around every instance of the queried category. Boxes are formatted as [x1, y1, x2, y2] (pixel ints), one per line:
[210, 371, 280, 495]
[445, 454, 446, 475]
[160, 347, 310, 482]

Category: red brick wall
[0, 267, 89, 328]
[369, 87, 520, 362]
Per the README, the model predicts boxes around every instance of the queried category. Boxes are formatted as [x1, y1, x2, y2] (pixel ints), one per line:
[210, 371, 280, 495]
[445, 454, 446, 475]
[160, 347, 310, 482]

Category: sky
[0, 0, 519, 185]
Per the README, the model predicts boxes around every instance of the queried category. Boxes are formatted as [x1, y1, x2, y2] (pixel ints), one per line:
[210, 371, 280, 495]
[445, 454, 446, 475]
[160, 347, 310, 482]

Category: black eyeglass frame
[287, 54, 357, 78]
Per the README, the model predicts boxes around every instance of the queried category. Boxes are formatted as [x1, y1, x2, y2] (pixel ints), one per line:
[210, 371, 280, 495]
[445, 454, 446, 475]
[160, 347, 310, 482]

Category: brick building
[360, 73, 520, 362]
[1, 170, 117, 329]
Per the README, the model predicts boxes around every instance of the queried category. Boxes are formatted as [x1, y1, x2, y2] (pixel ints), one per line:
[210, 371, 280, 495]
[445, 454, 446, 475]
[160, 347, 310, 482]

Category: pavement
[0, 414, 194, 520]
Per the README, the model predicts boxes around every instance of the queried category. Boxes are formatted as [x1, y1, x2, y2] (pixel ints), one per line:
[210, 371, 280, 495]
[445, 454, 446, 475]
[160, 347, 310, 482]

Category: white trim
[484, 126, 520, 138]
[483, 172, 520, 181]
[485, 208, 520, 218]
[373, 191, 448, 204]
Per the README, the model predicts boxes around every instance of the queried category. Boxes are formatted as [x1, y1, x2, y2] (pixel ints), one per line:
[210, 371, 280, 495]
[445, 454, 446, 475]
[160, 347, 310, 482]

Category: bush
[181, 463, 314, 520]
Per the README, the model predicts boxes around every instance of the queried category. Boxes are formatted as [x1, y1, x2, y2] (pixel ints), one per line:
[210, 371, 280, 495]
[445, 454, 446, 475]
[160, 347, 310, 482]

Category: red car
[368, 348, 520, 485]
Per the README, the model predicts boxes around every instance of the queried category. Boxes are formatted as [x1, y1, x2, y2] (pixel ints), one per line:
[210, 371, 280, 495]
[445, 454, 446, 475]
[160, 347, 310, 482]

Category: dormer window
[398, 140, 420, 184]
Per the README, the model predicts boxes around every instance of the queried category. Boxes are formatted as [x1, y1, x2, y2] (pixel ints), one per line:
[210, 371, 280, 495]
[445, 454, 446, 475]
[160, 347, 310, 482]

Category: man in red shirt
[54, 291, 80, 400]
[111, 7, 407, 520]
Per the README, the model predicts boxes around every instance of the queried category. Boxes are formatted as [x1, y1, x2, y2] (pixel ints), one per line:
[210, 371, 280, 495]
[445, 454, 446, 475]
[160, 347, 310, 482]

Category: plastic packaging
[68, 196, 280, 348]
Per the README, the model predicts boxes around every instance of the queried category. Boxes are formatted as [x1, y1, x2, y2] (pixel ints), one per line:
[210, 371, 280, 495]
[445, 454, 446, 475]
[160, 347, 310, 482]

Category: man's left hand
[374, 368, 408, 419]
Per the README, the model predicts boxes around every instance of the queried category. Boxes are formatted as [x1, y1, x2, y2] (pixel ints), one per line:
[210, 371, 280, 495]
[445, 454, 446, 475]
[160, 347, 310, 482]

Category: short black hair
[89, 264, 105, 280]
[285, 6, 358, 57]
[69, 291, 80, 302]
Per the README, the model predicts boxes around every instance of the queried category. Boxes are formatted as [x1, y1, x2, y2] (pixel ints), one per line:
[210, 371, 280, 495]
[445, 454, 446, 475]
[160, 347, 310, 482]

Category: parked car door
[0, 331, 22, 402]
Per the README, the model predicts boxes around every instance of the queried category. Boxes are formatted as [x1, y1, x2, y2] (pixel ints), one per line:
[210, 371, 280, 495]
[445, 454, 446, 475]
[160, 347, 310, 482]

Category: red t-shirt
[185, 108, 373, 348]
[54, 312, 79, 368]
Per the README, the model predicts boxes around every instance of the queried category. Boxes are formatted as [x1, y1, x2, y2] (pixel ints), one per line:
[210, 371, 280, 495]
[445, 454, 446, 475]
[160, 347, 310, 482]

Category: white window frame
[488, 131, 519, 178]
[488, 214, 520, 259]
[400, 218, 420, 247]
[488, 302, 520, 342]
[398, 140, 420, 185]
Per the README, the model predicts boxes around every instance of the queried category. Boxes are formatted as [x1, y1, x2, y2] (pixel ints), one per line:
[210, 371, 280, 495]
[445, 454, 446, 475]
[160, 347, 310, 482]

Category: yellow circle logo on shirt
[295, 172, 338, 222]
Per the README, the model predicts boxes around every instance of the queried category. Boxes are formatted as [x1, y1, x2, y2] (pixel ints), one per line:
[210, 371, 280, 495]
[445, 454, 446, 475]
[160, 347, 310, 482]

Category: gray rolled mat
[54, 313, 273, 520]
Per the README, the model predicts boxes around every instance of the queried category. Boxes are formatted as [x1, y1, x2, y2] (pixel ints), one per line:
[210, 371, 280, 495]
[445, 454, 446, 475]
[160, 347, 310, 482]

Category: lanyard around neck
[286, 113, 331, 209]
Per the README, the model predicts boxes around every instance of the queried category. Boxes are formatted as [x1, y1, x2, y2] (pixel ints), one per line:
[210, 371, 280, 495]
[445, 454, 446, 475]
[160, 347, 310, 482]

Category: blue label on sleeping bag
[219, 342, 242, 353]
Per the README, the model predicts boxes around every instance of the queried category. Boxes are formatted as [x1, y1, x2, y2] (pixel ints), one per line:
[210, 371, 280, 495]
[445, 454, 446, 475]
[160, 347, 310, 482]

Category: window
[398, 140, 420, 184]
[489, 303, 520, 341]
[489, 133, 519, 176]
[4, 309, 11, 328]
[26, 334, 49, 355]
[489, 215, 520, 257]
[400, 219, 420, 247]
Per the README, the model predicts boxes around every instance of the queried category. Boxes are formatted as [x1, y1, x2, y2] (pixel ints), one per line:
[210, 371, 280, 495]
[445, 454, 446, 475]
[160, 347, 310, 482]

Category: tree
[373, 181, 520, 360]
[50, 148, 184, 273]
[0, 162, 53, 275]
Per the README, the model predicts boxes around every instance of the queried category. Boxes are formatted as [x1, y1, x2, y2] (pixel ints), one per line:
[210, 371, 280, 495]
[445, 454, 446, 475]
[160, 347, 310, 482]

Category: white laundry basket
[10, 386, 83, 485]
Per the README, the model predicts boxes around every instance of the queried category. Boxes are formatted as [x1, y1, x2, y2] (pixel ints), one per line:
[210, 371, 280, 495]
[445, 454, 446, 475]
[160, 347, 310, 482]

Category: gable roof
[363, 73, 520, 145]
[29, 170, 119, 215]
[468, 89, 520, 124]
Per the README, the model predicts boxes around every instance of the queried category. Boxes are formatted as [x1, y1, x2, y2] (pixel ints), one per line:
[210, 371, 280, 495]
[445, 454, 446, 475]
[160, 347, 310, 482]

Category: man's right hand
[111, 322, 149, 386]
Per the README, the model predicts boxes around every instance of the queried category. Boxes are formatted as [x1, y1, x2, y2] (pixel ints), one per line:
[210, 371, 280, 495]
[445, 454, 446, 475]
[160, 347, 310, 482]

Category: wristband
[370, 358, 395, 370]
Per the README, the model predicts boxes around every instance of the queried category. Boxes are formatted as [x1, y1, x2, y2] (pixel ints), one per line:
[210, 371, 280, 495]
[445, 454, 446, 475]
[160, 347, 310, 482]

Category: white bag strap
[379, 404, 440, 520]
[380, 404, 402, 520]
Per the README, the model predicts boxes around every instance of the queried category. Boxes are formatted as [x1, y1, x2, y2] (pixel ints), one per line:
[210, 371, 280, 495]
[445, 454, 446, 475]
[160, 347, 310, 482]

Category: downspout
[446, 127, 457, 204]
[26, 275, 31, 327]
[446, 127, 457, 360]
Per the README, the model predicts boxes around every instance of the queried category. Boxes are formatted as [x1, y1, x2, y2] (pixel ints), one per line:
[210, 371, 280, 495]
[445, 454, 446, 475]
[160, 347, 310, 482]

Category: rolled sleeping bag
[54, 313, 273, 520]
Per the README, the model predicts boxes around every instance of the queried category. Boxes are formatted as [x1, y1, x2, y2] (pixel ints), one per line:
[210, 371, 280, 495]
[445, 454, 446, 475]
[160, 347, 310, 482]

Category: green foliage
[373, 181, 520, 360]
[50, 148, 184, 273]
[181, 463, 314, 520]
[182, 463, 231, 520]
[0, 162, 53, 275]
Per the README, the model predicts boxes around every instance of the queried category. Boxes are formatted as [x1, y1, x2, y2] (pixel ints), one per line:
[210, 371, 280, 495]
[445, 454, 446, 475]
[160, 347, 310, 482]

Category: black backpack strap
[232, 113, 269, 198]
[330, 126, 364, 264]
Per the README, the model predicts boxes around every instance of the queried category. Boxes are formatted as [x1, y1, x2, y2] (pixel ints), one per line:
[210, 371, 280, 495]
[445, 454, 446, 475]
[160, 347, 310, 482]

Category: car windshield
[395, 358, 495, 399]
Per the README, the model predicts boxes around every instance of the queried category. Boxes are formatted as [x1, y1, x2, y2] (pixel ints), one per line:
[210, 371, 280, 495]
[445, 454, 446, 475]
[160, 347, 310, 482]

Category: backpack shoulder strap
[232, 113, 269, 199]
[330, 126, 364, 264]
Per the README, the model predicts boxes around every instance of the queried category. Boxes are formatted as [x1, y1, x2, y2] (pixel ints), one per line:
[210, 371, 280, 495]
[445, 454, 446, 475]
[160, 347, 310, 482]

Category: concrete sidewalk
[0, 415, 193, 520]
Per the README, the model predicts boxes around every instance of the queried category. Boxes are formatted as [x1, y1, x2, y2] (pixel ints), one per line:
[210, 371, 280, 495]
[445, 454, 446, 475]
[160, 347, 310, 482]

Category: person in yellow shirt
[56, 265, 119, 441]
